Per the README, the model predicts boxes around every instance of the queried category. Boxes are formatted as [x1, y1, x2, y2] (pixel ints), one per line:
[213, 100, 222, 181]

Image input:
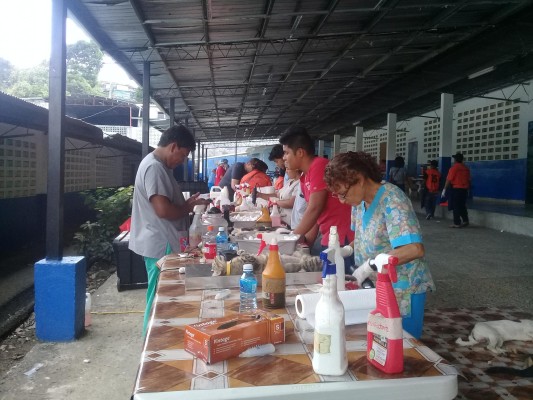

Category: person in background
[388, 156, 409, 192]
[207, 168, 216, 190]
[423, 160, 441, 220]
[324, 151, 435, 338]
[240, 157, 272, 188]
[215, 158, 228, 186]
[444, 152, 470, 228]
[269, 144, 286, 190]
[218, 161, 245, 200]
[280, 126, 353, 269]
[129, 125, 211, 336]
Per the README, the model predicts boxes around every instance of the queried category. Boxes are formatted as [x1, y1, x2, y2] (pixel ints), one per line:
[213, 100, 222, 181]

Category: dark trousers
[452, 188, 469, 225]
[424, 192, 438, 217]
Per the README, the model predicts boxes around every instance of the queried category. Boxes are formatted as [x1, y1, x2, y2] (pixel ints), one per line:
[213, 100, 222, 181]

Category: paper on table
[295, 289, 376, 325]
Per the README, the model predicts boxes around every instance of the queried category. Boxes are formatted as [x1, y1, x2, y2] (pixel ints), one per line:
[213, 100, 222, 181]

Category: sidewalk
[0, 276, 145, 400]
[0, 217, 532, 399]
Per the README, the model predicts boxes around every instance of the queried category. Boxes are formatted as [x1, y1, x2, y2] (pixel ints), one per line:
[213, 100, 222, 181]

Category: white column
[439, 93, 454, 176]
[317, 140, 324, 157]
[354, 126, 363, 152]
[333, 134, 341, 156]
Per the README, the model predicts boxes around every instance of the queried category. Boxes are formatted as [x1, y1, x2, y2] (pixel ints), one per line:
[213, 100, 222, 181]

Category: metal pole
[46, 0, 67, 260]
[169, 97, 175, 127]
[142, 62, 150, 158]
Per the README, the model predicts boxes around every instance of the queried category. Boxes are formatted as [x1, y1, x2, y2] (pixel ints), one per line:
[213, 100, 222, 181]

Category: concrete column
[354, 126, 363, 152]
[169, 98, 175, 127]
[439, 93, 454, 180]
[333, 134, 341, 156]
[385, 113, 397, 181]
[142, 62, 150, 158]
[317, 140, 324, 158]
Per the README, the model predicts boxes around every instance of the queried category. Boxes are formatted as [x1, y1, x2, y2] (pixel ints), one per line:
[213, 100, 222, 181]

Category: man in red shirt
[280, 127, 354, 271]
[215, 159, 228, 186]
[444, 152, 471, 228]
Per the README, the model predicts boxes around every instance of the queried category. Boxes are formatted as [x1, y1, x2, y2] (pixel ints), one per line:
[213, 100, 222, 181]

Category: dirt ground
[0, 261, 116, 377]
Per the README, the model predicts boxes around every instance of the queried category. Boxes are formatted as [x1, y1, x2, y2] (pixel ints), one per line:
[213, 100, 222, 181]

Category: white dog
[456, 319, 533, 354]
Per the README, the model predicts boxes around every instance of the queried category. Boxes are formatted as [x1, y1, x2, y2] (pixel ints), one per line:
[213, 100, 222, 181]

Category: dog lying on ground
[455, 319, 533, 354]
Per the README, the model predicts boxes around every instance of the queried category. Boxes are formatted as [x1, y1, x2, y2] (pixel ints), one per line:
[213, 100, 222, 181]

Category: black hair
[248, 158, 269, 173]
[394, 156, 405, 168]
[268, 144, 284, 161]
[279, 126, 315, 155]
[158, 125, 196, 151]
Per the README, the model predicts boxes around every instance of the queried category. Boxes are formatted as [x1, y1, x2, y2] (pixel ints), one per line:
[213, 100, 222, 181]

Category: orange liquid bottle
[262, 238, 286, 309]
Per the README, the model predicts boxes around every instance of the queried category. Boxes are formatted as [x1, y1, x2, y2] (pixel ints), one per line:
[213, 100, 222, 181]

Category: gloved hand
[352, 259, 374, 287]
[340, 245, 353, 258]
[441, 188, 446, 197]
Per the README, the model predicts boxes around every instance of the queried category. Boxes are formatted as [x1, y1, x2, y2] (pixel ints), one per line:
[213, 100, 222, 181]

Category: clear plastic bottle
[239, 263, 258, 314]
[215, 226, 229, 255]
[188, 205, 204, 248]
[202, 225, 217, 261]
[85, 292, 92, 327]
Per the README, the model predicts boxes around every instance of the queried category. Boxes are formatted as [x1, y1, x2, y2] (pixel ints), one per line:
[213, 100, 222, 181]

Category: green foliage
[74, 186, 133, 263]
[67, 41, 104, 87]
[4, 40, 105, 99]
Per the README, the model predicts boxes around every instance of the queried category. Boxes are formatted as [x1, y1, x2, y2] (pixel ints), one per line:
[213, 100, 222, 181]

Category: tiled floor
[421, 307, 533, 400]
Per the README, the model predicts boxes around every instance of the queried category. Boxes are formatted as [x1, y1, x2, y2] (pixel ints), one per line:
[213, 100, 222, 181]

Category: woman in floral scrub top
[325, 152, 435, 338]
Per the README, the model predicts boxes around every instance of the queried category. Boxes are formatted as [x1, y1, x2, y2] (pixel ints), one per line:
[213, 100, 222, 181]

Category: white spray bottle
[312, 249, 347, 376]
[327, 226, 353, 291]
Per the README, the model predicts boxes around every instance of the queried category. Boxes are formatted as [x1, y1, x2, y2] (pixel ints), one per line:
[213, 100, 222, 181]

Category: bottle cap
[218, 226, 225, 231]
[268, 237, 279, 250]
[207, 225, 214, 231]
[243, 263, 253, 272]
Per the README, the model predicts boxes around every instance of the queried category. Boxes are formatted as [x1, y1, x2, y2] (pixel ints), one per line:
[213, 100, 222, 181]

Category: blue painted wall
[415, 159, 526, 201]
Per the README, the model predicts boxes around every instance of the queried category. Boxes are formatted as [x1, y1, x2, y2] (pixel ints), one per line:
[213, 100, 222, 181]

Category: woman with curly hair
[324, 151, 435, 338]
[240, 158, 272, 188]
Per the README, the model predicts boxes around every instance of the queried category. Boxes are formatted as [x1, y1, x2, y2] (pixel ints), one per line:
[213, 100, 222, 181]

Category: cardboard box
[184, 311, 285, 364]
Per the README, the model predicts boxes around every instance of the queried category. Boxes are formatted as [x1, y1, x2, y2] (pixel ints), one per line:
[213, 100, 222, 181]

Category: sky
[0, 0, 137, 86]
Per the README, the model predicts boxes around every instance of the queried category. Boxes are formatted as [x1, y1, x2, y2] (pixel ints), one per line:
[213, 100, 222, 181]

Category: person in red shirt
[444, 152, 471, 228]
[423, 160, 441, 220]
[280, 126, 354, 271]
[240, 158, 272, 188]
[215, 159, 228, 186]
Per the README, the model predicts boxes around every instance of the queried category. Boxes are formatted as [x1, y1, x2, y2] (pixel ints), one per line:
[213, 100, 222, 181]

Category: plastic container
[367, 254, 403, 374]
[202, 226, 217, 261]
[262, 239, 286, 309]
[270, 204, 282, 228]
[239, 263, 258, 314]
[85, 292, 92, 327]
[189, 205, 204, 248]
[312, 251, 347, 375]
[215, 226, 229, 255]
[201, 213, 228, 236]
[256, 206, 272, 228]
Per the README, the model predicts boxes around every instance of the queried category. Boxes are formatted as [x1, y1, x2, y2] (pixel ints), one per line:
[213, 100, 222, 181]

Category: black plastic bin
[113, 231, 148, 291]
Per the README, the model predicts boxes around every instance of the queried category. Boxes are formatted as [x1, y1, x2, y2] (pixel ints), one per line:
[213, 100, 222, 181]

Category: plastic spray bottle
[312, 249, 347, 376]
[262, 238, 286, 309]
[366, 253, 403, 374]
[327, 226, 353, 292]
[188, 205, 205, 248]
[270, 204, 281, 227]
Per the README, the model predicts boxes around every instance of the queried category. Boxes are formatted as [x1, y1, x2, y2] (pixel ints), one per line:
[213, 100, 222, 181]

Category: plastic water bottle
[216, 226, 229, 255]
[202, 225, 217, 261]
[239, 264, 258, 314]
[85, 292, 92, 327]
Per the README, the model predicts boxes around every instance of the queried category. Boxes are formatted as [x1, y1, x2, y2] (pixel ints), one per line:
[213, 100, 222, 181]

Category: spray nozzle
[256, 233, 267, 256]
[320, 249, 336, 278]
[371, 253, 399, 282]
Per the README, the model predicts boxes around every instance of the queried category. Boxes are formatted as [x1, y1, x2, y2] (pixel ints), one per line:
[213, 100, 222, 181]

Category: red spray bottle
[366, 254, 403, 374]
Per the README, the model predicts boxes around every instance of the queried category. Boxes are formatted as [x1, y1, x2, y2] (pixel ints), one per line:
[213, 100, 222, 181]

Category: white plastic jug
[210, 186, 222, 201]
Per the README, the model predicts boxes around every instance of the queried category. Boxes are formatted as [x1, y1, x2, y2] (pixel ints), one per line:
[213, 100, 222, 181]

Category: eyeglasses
[332, 185, 352, 200]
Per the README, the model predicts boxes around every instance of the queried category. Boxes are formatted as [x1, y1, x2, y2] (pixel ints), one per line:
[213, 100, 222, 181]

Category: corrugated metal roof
[68, 0, 533, 141]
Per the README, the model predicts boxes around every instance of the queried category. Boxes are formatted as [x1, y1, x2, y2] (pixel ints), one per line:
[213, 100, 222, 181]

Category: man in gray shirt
[129, 125, 210, 335]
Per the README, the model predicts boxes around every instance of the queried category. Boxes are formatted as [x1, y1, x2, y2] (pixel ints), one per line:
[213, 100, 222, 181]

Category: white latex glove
[352, 259, 374, 287]
[340, 245, 354, 258]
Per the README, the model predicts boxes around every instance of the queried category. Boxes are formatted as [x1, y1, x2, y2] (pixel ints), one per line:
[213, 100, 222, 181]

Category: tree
[66, 41, 103, 87]
[8, 61, 49, 98]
